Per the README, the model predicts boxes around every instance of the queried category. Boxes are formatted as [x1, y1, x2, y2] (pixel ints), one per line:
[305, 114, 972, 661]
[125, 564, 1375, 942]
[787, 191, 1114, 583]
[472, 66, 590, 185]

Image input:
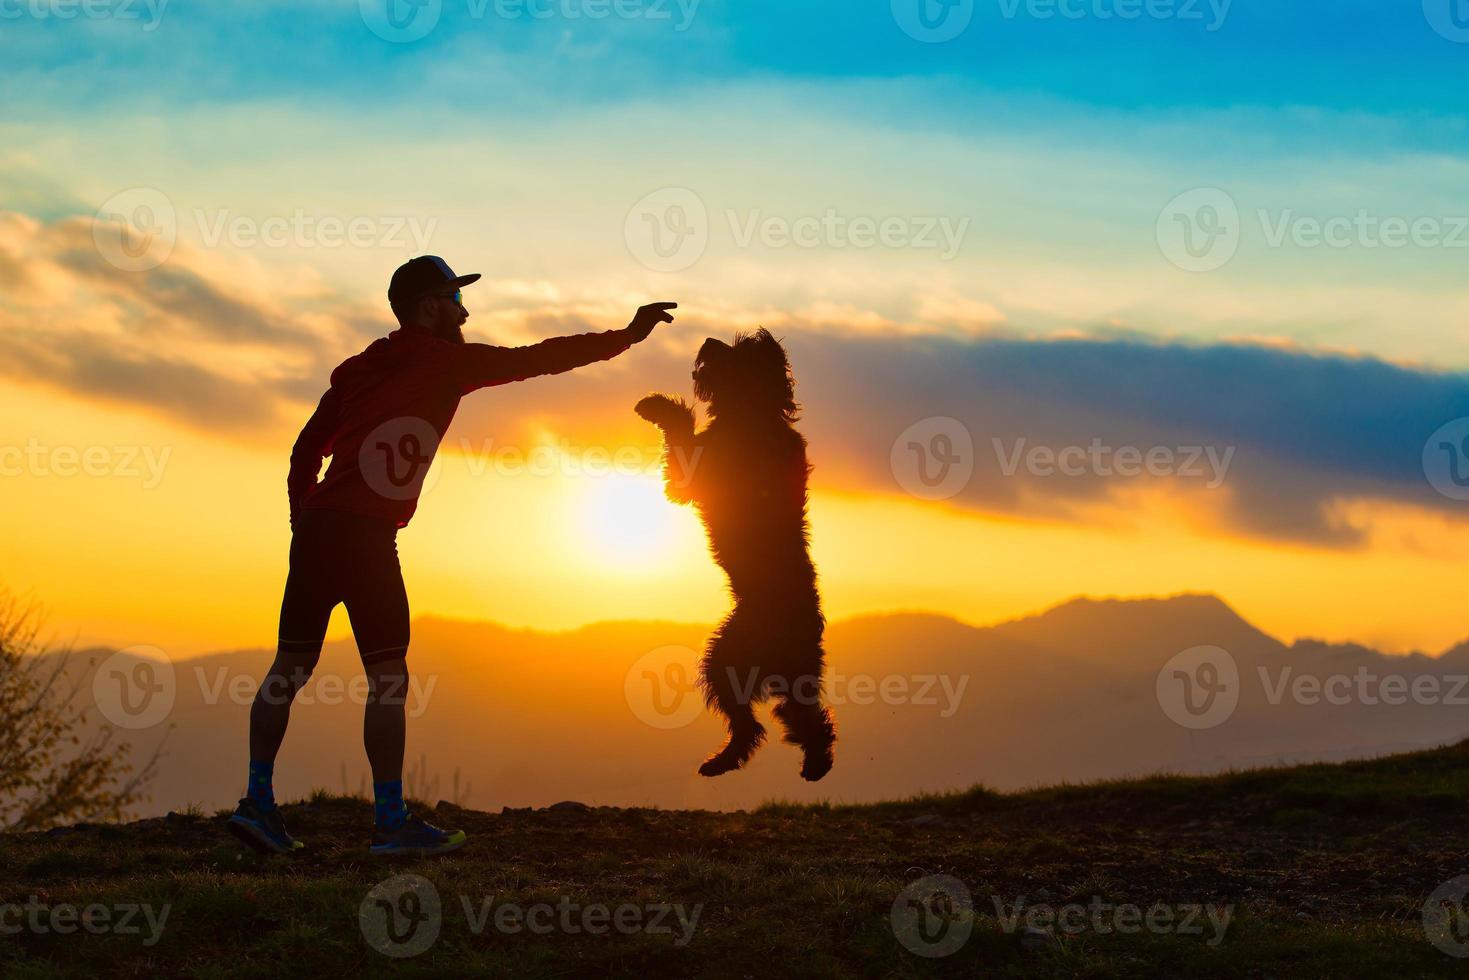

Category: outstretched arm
[457, 302, 677, 394]
[635, 394, 700, 504]
[286, 387, 342, 527]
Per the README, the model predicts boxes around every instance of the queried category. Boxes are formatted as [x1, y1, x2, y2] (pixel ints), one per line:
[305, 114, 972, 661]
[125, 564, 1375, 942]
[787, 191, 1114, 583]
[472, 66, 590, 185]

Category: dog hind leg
[697, 630, 765, 777]
[772, 691, 836, 782]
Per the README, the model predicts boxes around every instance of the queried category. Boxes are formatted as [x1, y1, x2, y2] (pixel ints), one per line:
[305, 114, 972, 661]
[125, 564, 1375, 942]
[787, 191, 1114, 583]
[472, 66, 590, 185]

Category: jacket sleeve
[456, 327, 637, 394]
[287, 387, 342, 522]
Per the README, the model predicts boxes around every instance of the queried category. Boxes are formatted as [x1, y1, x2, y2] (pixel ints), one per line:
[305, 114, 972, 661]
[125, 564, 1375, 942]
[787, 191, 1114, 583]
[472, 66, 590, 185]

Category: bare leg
[249, 650, 320, 764]
[363, 656, 408, 784]
[261, 513, 336, 768]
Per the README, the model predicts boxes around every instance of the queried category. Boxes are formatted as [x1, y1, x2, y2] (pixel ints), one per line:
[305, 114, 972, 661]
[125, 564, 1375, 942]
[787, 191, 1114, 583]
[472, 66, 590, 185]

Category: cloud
[0, 210, 386, 436]
[8, 340, 282, 430]
[778, 330, 1469, 545]
[53, 244, 314, 349]
[6, 207, 1468, 547]
[451, 322, 1469, 547]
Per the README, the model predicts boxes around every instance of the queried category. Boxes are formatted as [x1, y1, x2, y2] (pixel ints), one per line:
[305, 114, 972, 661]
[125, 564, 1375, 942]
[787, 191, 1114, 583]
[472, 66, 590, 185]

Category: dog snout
[697, 337, 729, 362]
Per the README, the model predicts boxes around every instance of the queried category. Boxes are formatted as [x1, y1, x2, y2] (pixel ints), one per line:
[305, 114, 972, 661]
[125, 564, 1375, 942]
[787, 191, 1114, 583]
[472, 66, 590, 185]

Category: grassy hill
[6, 741, 1469, 977]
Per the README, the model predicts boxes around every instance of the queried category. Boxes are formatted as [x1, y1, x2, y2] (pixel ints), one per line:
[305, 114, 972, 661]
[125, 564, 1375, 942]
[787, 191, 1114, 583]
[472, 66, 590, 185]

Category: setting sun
[579, 472, 697, 567]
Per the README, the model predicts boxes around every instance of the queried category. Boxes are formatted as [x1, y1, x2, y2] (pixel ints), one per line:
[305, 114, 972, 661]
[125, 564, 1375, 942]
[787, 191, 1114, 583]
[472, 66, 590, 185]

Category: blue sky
[4, 0, 1468, 133]
[5, 1, 1468, 370]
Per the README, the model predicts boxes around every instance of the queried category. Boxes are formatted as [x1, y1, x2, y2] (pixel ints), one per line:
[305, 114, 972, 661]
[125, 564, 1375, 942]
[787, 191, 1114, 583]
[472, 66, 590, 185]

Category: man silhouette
[227, 255, 676, 855]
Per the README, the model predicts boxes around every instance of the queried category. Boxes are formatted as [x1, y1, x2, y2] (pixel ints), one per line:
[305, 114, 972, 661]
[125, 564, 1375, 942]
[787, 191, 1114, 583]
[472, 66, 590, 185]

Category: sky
[3, 0, 1469, 657]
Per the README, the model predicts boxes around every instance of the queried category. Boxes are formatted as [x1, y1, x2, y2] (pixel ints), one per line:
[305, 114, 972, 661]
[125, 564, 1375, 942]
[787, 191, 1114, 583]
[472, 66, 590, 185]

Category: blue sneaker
[226, 798, 304, 854]
[370, 814, 467, 857]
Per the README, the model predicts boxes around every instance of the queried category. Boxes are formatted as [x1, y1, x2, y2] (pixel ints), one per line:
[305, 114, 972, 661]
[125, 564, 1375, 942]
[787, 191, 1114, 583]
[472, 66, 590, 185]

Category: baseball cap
[388, 256, 482, 306]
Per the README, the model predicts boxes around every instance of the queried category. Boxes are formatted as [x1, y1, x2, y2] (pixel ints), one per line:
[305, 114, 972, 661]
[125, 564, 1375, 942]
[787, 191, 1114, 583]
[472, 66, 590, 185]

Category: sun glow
[579, 472, 692, 567]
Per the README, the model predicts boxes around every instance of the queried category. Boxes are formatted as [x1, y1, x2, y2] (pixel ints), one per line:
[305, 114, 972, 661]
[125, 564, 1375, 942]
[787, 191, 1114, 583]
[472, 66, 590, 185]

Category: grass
[5, 741, 1469, 977]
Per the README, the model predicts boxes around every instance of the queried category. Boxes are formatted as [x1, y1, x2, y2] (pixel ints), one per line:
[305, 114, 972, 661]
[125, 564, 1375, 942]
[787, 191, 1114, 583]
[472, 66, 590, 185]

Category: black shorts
[277, 507, 409, 666]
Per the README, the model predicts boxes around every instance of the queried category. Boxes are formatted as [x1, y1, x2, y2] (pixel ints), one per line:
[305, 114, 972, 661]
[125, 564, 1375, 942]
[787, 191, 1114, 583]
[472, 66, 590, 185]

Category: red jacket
[289, 325, 638, 527]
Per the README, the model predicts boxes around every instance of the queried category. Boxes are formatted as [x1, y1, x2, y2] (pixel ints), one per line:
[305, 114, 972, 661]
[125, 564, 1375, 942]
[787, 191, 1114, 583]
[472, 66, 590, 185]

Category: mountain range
[64, 594, 1469, 816]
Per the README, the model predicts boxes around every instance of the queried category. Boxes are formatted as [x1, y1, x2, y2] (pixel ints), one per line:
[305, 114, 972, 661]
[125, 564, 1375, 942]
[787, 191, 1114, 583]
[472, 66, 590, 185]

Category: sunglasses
[440, 290, 462, 305]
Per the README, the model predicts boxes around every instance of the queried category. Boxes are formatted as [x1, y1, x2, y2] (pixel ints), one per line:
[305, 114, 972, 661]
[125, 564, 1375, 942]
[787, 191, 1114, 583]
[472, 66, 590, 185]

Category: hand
[626, 301, 678, 342]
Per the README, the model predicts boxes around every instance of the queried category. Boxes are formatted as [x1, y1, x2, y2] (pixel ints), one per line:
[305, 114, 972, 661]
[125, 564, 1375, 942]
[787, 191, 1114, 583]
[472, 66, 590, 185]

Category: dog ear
[750, 330, 799, 421]
[748, 328, 784, 361]
[756, 332, 793, 380]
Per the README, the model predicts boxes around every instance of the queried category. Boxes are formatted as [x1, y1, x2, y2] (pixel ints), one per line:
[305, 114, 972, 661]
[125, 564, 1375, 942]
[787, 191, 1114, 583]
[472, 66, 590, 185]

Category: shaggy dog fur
[636, 330, 835, 781]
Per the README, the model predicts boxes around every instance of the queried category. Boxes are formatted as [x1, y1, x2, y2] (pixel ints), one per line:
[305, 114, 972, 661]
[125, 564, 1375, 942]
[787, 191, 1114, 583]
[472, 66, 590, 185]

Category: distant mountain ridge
[60, 593, 1469, 818]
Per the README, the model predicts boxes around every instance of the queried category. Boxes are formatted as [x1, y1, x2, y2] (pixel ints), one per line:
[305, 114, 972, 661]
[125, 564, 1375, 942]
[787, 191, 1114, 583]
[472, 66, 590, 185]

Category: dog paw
[800, 750, 834, 782]
[635, 394, 691, 427]
[698, 754, 743, 778]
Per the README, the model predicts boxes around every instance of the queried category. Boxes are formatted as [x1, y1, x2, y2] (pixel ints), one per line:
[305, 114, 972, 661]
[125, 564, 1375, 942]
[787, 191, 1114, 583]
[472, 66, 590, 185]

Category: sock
[247, 760, 275, 810]
[374, 780, 407, 830]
